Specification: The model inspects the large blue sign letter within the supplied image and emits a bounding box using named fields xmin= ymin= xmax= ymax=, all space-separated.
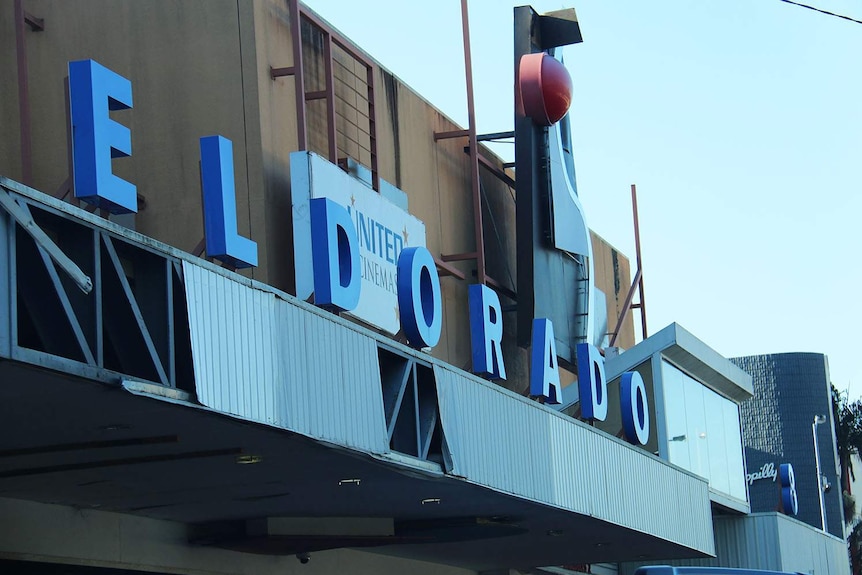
xmin=397 ymin=247 xmax=442 ymax=349
xmin=468 ymin=284 xmax=506 ymax=379
xmin=576 ymin=343 xmax=608 ymax=421
xmin=530 ymin=318 xmax=561 ymax=404
xmin=310 ymin=197 xmax=360 ymax=312
xmin=621 ymin=371 xmax=649 ymax=445
xmin=780 ymin=463 xmax=799 ymax=516
xmin=69 ymin=59 xmax=136 ymax=214
xmin=199 ymin=136 xmax=258 ymax=268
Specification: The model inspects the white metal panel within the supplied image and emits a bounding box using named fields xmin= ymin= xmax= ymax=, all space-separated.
xmin=775 ymin=513 xmax=851 ymax=575
xmin=622 ymin=513 xmax=851 ymax=575
xmin=290 ymin=151 xmax=426 ymax=335
xmin=183 ymin=262 xmax=388 ymax=454
xmin=435 ymin=363 xmax=715 ymax=555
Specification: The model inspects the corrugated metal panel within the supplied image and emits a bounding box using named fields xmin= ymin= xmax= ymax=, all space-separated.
xmin=621 ymin=512 xmax=851 ymax=575
xmin=183 ymin=262 xmax=388 ymax=454
xmin=435 ymin=363 xmax=715 ymax=555
xmin=774 ymin=514 xmax=851 ymax=575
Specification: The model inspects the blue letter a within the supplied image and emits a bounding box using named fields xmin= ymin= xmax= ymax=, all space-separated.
xmin=530 ymin=318 xmax=561 ymax=404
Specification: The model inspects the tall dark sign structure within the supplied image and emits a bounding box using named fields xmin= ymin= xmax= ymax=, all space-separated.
xmin=514 ymin=6 xmax=587 ymax=365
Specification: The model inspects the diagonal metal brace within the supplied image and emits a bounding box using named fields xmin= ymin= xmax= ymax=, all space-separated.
xmin=0 ymin=187 xmax=93 ymax=294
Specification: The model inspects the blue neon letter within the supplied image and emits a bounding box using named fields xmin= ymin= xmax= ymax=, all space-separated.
xmin=621 ymin=371 xmax=649 ymax=445
xmin=310 ymin=198 xmax=360 ymax=311
xmin=397 ymin=247 xmax=442 ymax=349
xmin=199 ymin=136 xmax=258 ymax=268
xmin=780 ymin=463 xmax=799 ymax=516
xmin=69 ymin=59 xmax=136 ymax=214
xmin=530 ymin=318 xmax=561 ymax=404
xmin=468 ymin=284 xmax=506 ymax=379
xmin=576 ymin=343 xmax=608 ymax=421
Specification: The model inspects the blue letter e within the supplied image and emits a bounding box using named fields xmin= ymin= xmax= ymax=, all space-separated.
xmin=69 ymin=59 xmax=136 ymax=214
xmin=310 ymin=197 xmax=360 ymax=312
xmin=200 ymin=136 xmax=258 ymax=268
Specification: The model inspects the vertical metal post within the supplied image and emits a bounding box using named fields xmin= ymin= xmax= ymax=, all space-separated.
xmin=289 ymin=0 xmax=307 ymax=151
xmin=813 ymin=415 xmax=828 ymax=532
xmin=7 ymin=195 xmax=17 ymax=354
xmin=322 ymin=33 xmax=338 ymax=163
xmin=513 ymin=5 xmax=539 ymax=349
xmin=460 ymin=0 xmax=485 ymax=284
xmin=166 ymin=259 xmax=176 ymax=388
xmin=63 ymin=77 xmax=74 ymax=198
xmin=0 ymin=196 xmax=10 ymax=358
xmin=651 ymin=352 xmax=668 ymax=459
xmin=14 ymin=0 xmax=33 ymax=185
xmin=94 ymin=228 xmax=103 ymax=367
xmin=631 ymin=184 xmax=648 ymax=339
xmin=366 ymin=63 xmax=379 ymax=192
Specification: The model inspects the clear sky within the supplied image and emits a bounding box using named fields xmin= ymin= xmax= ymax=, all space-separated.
xmin=303 ymin=0 xmax=862 ymax=400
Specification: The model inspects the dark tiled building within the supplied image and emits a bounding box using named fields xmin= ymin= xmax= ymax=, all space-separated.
xmin=732 ymin=353 xmax=843 ymax=538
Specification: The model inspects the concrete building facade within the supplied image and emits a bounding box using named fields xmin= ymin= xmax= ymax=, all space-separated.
xmin=0 ymin=2 xmax=851 ymax=575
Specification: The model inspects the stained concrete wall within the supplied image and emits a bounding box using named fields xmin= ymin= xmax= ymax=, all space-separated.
xmin=0 ymin=0 xmax=634 ymax=390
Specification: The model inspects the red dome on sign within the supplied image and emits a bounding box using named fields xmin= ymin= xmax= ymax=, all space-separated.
xmin=518 ymin=53 xmax=573 ymax=126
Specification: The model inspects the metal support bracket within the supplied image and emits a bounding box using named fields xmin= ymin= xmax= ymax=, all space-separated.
xmin=0 ymin=187 xmax=93 ymax=294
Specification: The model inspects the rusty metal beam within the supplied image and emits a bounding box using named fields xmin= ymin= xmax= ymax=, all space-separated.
xmin=608 ymin=184 xmax=649 ymax=347
xmin=608 ymin=267 xmax=642 ymax=348
xmin=23 ymin=11 xmax=43 ymax=31
xmin=270 ymin=66 xmax=295 ymax=79
xmin=366 ymin=63 xmax=379 ymax=191
xmin=288 ymin=0 xmax=307 ymax=151
xmin=14 ymin=0 xmax=33 ymax=186
xmin=434 ymin=257 xmax=466 ymax=280
xmin=485 ymin=275 xmax=516 ymax=301
xmin=631 ymin=184 xmax=648 ymax=339
xmin=299 ymin=5 xmax=376 ymax=66
xmin=440 ymin=251 xmax=477 ymax=262
xmin=477 ymin=131 xmax=514 ymax=141
xmin=460 ymin=0 xmax=485 ymax=285
xmin=192 ymin=238 xmax=206 ymax=258
xmin=434 ymin=129 xmax=469 ymax=141
xmin=322 ymin=33 xmax=338 ymax=163
xmin=477 ymin=154 xmax=516 ymax=189
xmin=296 ymin=3 xmax=379 ymax=191
xmin=56 ymin=76 xmax=74 ymax=201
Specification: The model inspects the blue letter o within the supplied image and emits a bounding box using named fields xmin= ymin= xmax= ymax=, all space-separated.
xmin=397 ymin=247 xmax=442 ymax=349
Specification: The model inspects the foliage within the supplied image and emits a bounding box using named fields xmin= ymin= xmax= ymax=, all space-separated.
xmin=831 ymin=385 xmax=862 ymax=573
xmin=850 ymin=521 xmax=862 ymax=575
xmin=847 ymin=491 xmax=858 ymax=525
xmin=832 ymin=385 xmax=862 ymax=502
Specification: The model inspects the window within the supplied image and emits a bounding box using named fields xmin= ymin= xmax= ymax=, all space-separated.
xmin=662 ymin=361 xmax=746 ymax=502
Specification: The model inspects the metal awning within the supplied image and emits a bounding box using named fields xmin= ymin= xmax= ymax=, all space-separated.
xmin=0 ymin=176 xmax=715 ymax=570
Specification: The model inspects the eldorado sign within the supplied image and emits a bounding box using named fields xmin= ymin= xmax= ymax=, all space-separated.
xmin=66 ymin=56 xmax=651 ymax=446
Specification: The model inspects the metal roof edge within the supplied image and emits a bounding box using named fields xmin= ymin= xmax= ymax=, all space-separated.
xmin=606 ymin=323 xmax=753 ymax=402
